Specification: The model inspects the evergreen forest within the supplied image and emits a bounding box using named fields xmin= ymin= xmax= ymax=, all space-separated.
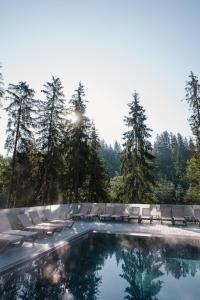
xmin=0 ymin=65 xmax=199 ymax=207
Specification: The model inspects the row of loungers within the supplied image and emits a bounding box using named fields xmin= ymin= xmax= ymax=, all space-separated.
xmin=72 ymin=205 xmax=200 ymax=226
xmin=73 ymin=205 xmax=153 ymax=223
xmin=2 ymin=205 xmax=200 ymax=253
xmin=0 ymin=209 xmax=74 ymax=253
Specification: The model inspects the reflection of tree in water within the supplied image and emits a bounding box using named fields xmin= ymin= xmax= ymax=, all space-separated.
xmin=2 ymin=234 xmax=200 ymax=300
xmin=120 ymin=238 xmax=164 ymax=300
xmin=0 ymin=233 xmax=119 ymax=300
xmin=65 ymin=233 xmax=119 ymax=300
xmin=0 ymin=255 xmax=69 ymax=300
xmin=161 ymin=241 xmax=200 ymax=279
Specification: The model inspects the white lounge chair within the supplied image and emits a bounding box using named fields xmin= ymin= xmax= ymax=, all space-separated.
xmin=0 ymin=214 xmax=37 ymax=244
xmin=128 ymin=207 xmax=141 ymax=223
xmin=72 ymin=205 xmax=91 ymax=220
xmin=43 ymin=209 xmax=74 ymax=227
xmin=29 ymin=211 xmax=65 ymax=231
xmin=141 ymin=208 xmax=153 ymax=224
xmin=160 ymin=207 xmax=173 ymax=224
xmin=172 ymin=207 xmax=187 ymax=226
xmin=18 ymin=213 xmax=57 ymax=235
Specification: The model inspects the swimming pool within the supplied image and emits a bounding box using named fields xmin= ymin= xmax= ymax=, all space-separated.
xmin=1 ymin=232 xmax=200 ymax=300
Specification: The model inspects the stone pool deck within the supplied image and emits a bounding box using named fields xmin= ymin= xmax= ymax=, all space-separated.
xmin=1 ymin=220 xmax=200 ymax=274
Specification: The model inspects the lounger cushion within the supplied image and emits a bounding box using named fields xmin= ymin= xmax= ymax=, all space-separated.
xmin=0 ymin=233 xmax=22 ymax=242
xmin=4 ymin=230 xmax=37 ymax=237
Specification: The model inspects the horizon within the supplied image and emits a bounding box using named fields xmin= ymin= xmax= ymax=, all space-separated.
xmin=1 ymin=0 xmax=200 ymax=155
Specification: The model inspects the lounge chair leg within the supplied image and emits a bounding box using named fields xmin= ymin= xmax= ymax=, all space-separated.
xmin=0 ymin=241 xmax=10 ymax=253
xmin=18 ymin=239 xmax=24 ymax=247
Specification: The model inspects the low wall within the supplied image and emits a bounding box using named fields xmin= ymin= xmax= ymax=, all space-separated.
xmin=0 ymin=203 xmax=200 ymax=228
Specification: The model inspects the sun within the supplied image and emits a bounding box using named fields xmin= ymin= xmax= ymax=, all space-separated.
xmin=69 ymin=112 xmax=80 ymax=123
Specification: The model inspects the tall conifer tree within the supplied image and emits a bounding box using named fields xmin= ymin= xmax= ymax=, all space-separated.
xmin=121 ymin=91 xmax=155 ymax=203
xmin=5 ymin=82 xmax=36 ymax=207
xmin=185 ymin=72 xmax=200 ymax=202
xmin=36 ymin=76 xmax=66 ymax=204
xmin=63 ymin=82 xmax=91 ymax=202
xmin=86 ymin=124 xmax=108 ymax=202
xmin=0 ymin=64 xmax=4 ymax=101
xmin=185 ymin=72 xmax=200 ymax=141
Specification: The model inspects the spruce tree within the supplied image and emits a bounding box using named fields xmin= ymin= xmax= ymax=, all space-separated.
xmin=63 ymin=82 xmax=91 ymax=202
xmin=185 ymin=72 xmax=200 ymax=202
xmin=185 ymin=72 xmax=200 ymax=141
xmin=5 ymin=82 xmax=36 ymax=207
xmin=86 ymin=124 xmax=108 ymax=202
xmin=121 ymin=91 xmax=155 ymax=203
xmin=36 ymin=76 xmax=66 ymax=204
xmin=0 ymin=64 xmax=4 ymax=101
xmin=186 ymin=142 xmax=200 ymax=203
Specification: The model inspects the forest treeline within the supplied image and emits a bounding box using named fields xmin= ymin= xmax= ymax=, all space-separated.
xmin=0 ymin=64 xmax=200 ymax=207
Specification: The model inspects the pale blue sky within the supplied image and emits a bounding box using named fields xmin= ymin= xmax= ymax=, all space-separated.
xmin=1 ymin=0 xmax=200 ymax=155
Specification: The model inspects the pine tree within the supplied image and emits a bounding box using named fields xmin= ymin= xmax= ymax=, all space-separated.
xmin=5 ymin=82 xmax=36 ymax=207
xmin=63 ymin=82 xmax=91 ymax=202
xmin=185 ymin=72 xmax=200 ymax=141
xmin=36 ymin=76 xmax=66 ymax=204
xmin=86 ymin=124 xmax=108 ymax=202
xmin=0 ymin=63 xmax=4 ymax=101
xmin=185 ymin=72 xmax=200 ymax=202
xmin=186 ymin=142 xmax=200 ymax=203
xmin=121 ymin=91 xmax=155 ymax=203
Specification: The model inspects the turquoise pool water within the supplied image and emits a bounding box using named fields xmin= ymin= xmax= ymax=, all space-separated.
xmin=1 ymin=233 xmax=200 ymax=299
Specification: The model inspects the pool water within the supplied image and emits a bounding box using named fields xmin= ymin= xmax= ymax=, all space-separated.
xmin=1 ymin=233 xmax=200 ymax=300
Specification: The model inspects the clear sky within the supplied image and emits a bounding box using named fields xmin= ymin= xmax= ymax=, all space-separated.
xmin=1 ymin=0 xmax=200 ymax=155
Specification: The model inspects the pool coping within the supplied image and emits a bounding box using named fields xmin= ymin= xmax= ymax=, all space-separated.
xmin=0 ymin=229 xmax=93 ymax=276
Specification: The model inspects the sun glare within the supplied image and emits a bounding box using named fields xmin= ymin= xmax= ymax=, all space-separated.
xmin=69 ymin=112 xmax=79 ymax=123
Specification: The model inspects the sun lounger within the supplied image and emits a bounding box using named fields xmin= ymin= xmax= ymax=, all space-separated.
xmin=128 ymin=207 xmax=141 ymax=223
xmin=184 ymin=208 xmax=195 ymax=223
xmin=99 ymin=205 xmax=113 ymax=221
xmin=43 ymin=209 xmax=74 ymax=227
xmin=85 ymin=205 xmax=100 ymax=220
xmin=0 ymin=233 xmax=24 ymax=253
xmin=121 ymin=207 xmax=129 ymax=222
xmin=0 ymin=214 xmax=37 ymax=244
xmin=17 ymin=213 xmax=58 ymax=235
xmin=72 ymin=205 xmax=91 ymax=220
xmin=160 ymin=207 xmax=173 ymax=224
xmin=141 ymin=208 xmax=153 ymax=224
xmin=172 ymin=207 xmax=187 ymax=226
xmin=193 ymin=209 xmax=200 ymax=225
xmin=112 ymin=205 xmax=124 ymax=221
xmin=29 ymin=211 xmax=65 ymax=231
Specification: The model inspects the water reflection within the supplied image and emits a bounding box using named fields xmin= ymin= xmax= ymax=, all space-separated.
xmin=120 ymin=238 xmax=163 ymax=300
xmin=1 ymin=234 xmax=200 ymax=300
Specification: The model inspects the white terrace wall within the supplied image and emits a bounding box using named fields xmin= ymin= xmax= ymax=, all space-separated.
xmin=0 ymin=203 xmax=200 ymax=229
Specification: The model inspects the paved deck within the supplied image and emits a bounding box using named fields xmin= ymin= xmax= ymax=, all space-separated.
xmin=1 ymin=221 xmax=200 ymax=274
